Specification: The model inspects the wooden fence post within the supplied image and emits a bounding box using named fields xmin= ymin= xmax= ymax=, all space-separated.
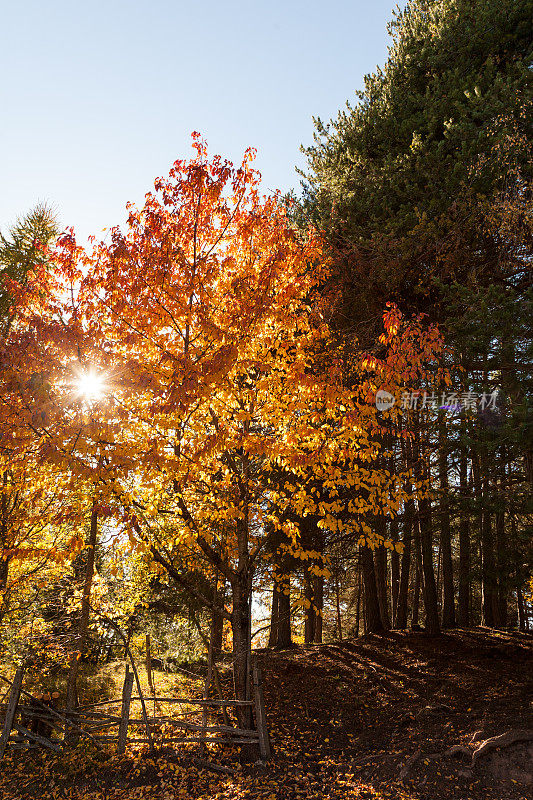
xmin=252 ymin=660 xmax=271 ymax=761
xmin=146 ymin=634 xmax=154 ymax=694
xmin=117 ymin=666 xmax=134 ymax=755
xmin=0 ymin=668 xmax=24 ymax=760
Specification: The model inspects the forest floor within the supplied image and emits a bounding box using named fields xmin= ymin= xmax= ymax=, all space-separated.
xmin=0 ymin=628 xmax=531 ymax=800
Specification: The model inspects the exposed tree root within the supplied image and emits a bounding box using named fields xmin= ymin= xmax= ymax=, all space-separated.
xmin=471 ymin=729 xmax=533 ymax=768
xmin=398 ymin=747 xmax=422 ymax=780
xmin=444 ymin=744 xmax=471 ymax=759
xmin=443 ymin=729 xmax=533 ymax=769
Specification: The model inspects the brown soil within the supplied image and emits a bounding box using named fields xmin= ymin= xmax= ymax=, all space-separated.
xmin=255 ymin=627 xmax=533 ymax=800
xmin=0 ymin=628 xmax=531 ymax=800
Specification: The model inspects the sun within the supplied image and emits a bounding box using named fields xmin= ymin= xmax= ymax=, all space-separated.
xmin=77 ymin=371 xmax=105 ymax=401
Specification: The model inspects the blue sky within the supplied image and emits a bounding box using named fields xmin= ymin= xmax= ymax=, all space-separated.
xmin=1 ymin=0 xmax=398 ymax=243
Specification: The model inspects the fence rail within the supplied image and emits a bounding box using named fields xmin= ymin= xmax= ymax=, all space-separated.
xmin=0 ymin=662 xmax=271 ymax=761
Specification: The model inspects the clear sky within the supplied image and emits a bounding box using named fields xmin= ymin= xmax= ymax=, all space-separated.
xmin=1 ymin=0 xmax=398 ymax=243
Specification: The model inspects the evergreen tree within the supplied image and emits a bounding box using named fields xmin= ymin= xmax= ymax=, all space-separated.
xmin=302 ymin=0 xmax=532 ymax=334
xmin=0 ymin=202 xmax=58 ymax=336
xmin=302 ymin=0 xmax=532 ymax=631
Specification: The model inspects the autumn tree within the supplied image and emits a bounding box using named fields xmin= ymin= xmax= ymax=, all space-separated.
xmin=19 ymin=139 xmax=444 ymax=708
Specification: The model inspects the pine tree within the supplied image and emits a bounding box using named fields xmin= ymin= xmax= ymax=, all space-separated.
xmin=0 ymin=203 xmax=58 ymax=336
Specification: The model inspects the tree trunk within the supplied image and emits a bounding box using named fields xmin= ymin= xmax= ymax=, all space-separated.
xmin=0 ymin=557 xmax=8 ymax=592
xmin=458 ymin=438 xmax=470 ymax=626
xmin=396 ymin=497 xmax=413 ymax=630
xmin=413 ymin=422 xmax=440 ymax=634
xmin=276 ymin=571 xmax=292 ymax=648
xmin=270 ymin=545 xmax=292 ymax=648
xmin=0 ymin=555 xmax=9 ymax=625
xmin=439 ymin=415 xmax=456 ymax=627
xmin=334 ymin=569 xmax=342 ymax=640
xmin=302 ymin=519 xmax=324 ymax=644
xmin=476 ymin=449 xmax=499 ymax=627
xmin=354 ymin=552 xmax=362 ymax=636
xmin=481 ymin=506 xmax=498 ymax=627
xmin=412 ymin=564 xmax=421 ymax=627
xmin=268 ymin=581 xmax=280 ymax=648
xmin=313 ymin=574 xmax=324 ymax=643
xmin=436 ymin=540 xmax=442 ymax=614
xmin=415 ymin=501 xmax=439 ymax=634
xmin=303 ymin=563 xmax=316 ymax=644
xmin=146 ymin=634 xmax=154 ymax=693
xmin=211 ymin=577 xmax=225 ymax=654
xmin=230 ymin=509 xmax=254 ymax=736
xmin=361 ymin=544 xmax=383 ymax=633
xmin=314 ymin=528 xmax=325 ymax=643
xmin=374 ymin=540 xmax=391 ymax=630
xmin=495 ymin=509 xmax=507 ymax=627
xmin=230 ymin=576 xmax=253 ymax=729
xmin=66 ymin=502 xmax=98 ymax=710
xmin=517 ymin=586 xmax=527 ymax=632
xmin=0 ymin=471 xmax=11 ymax=625
xmin=390 ymin=518 xmax=400 ymax=628
xmin=496 ymin=449 xmax=508 ymax=627
xmin=416 ymin=499 xmax=440 ymax=634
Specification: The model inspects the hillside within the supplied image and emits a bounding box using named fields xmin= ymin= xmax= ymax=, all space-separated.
xmin=256 ymin=628 xmax=533 ymax=800
xmin=0 ymin=628 xmax=531 ymax=800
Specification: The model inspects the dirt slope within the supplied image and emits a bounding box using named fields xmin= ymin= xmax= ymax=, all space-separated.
xmin=0 ymin=628 xmax=531 ymax=799
xmin=256 ymin=628 xmax=533 ymax=800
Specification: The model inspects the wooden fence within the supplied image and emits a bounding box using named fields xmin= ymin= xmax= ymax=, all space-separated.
xmin=0 ymin=662 xmax=271 ymax=761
